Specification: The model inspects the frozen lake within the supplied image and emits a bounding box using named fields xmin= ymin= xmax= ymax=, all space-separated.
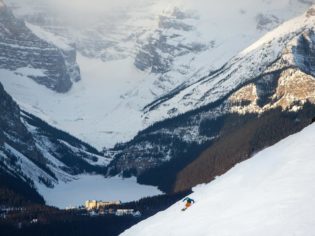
xmin=37 ymin=175 xmax=162 ymax=209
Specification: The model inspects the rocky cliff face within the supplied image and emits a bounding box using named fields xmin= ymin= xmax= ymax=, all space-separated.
xmin=107 ymin=8 xmax=315 ymax=192
xmin=0 ymin=82 xmax=53 ymax=187
xmin=0 ymin=1 xmax=80 ymax=93
xmin=0 ymin=82 xmax=108 ymax=192
xmin=134 ymin=8 xmax=207 ymax=74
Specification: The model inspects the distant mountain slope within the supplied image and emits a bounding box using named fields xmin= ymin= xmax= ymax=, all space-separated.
xmin=0 ymin=0 xmax=80 ymax=93
xmin=143 ymin=6 xmax=315 ymax=123
xmin=0 ymin=82 xmax=110 ymax=205
xmin=121 ymin=123 xmax=315 ymax=236
xmin=107 ymin=7 xmax=315 ymax=193
xmin=0 ymin=82 xmax=46 ymax=205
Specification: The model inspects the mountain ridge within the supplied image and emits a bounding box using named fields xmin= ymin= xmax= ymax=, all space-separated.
xmin=107 ymin=6 xmax=315 ymax=193
xmin=2 ymin=0 xmax=314 ymax=148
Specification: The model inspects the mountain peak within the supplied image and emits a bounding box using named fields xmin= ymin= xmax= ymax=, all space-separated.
xmin=142 ymin=6 xmax=315 ymax=125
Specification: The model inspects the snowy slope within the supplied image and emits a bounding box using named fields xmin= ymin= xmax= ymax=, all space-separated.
xmin=1 ymin=0 xmax=315 ymax=149
xmin=144 ymin=5 xmax=315 ymax=124
xmin=106 ymin=5 xmax=315 ymax=187
xmin=0 ymin=57 xmax=151 ymax=149
xmin=121 ymin=123 xmax=315 ymax=236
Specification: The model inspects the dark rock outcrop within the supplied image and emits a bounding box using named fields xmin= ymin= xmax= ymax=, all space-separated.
xmin=0 ymin=82 xmax=48 ymax=171
xmin=134 ymin=8 xmax=207 ymax=74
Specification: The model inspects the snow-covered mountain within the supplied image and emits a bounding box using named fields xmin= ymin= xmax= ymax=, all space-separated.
xmin=0 ymin=1 xmax=80 ymax=93
xmin=121 ymin=123 xmax=315 ymax=236
xmin=1 ymin=0 xmax=314 ymax=148
xmin=0 ymin=81 xmax=161 ymax=207
xmin=1 ymin=0 xmax=315 ymax=208
xmin=0 ymin=79 xmax=111 ymax=204
xmin=144 ymin=6 xmax=315 ymax=123
xmin=107 ymin=7 xmax=315 ymax=193
xmin=0 ymin=81 xmax=109 ymax=188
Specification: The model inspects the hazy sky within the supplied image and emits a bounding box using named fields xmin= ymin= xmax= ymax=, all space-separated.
xmin=49 ymin=0 xmax=136 ymax=13
xmin=7 ymin=0 xmax=315 ymax=18
xmin=7 ymin=0 xmax=181 ymax=15
xmin=5 ymin=0 xmax=315 ymax=28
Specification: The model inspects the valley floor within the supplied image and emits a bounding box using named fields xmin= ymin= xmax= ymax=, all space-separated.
xmin=37 ymin=175 xmax=162 ymax=209
xmin=0 ymin=54 xmax=152 ymax=149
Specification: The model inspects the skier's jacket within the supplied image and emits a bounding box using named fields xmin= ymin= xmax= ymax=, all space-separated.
xmin=183 ymin=197 xmax=195 ymax=204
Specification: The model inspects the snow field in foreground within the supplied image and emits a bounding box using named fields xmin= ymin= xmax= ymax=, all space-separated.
xmin=122 ymin=124 xmax=315 ymax=236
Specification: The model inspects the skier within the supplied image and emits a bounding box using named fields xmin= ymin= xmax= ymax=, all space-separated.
xmin=182 ymin=197 xmax=195 ymax=211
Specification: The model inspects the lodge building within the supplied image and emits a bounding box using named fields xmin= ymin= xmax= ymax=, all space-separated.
xmin=85 ymin=200 xmax=121 ymax=210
